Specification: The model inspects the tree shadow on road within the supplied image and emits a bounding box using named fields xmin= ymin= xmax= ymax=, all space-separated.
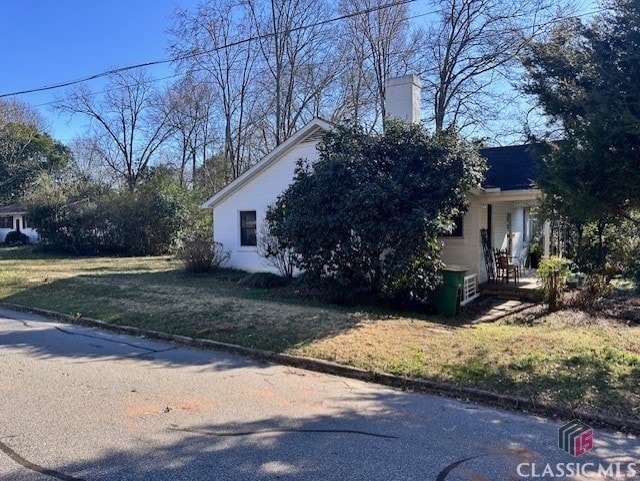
xmin=3 ymin=398 xmax=626 ymax=481
xmin=0 ymin=311 xmax=257 ymax=371
xmin=2 ymin=309 xmax=639 ymax=481
xmin=2 ymin=403 xmax=639 ymax=481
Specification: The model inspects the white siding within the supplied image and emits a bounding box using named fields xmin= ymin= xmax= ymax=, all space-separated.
xmin=210 ymin=127 xmax=540 ymax=279
xmin=441 ymin=199 xmax=534 ymax=283
xmin=0 ymin=215 xmax=38 ymax=243
xmin=440 ymin=195 xmax=487 ymax=281
xmin=492 ymin=202 xmax=510 ymax=252
xmin=492 ymin=203 xmax=529 ymax=263
xmin=212 ymin=141 xmax=320 ymax=272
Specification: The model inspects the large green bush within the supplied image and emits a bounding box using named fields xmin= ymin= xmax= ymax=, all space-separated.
xmin=24 ymin=176 xmax=111 ymax=255
xmin=24 ymin=170 xmax=205 ymax=256
xmin=266 ymin=120 xmax=485 ymax=301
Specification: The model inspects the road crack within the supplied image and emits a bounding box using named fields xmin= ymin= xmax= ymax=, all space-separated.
xmin=54 ymin=326 xmax=159 ymax=352
xmin=0 ymin=439 xmax=85 ymax=481
xmin=435 ymin=455 xmax=481 ymax=481
xmin=169 ymin=426 xmax=398 ymax=439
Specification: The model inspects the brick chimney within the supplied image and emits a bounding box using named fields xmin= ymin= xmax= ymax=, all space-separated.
xmin=385 ymin=74 xmax=422 ymax=124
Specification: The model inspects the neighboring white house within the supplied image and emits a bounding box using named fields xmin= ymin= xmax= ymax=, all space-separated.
xmin=201 ymin=75 xmax=541 ymax=295
xmin=0 ymin=204 xmax=38 ymax=243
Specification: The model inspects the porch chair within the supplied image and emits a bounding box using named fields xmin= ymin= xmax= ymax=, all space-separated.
xmin=493 ymin=249 xmax=519 ymax=285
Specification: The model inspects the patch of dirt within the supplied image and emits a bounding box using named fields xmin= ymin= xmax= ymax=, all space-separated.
xmin=497 ymin=288 xmax=640 ymax=328
xmin=598 ymin=289 xmax=640 ymax=324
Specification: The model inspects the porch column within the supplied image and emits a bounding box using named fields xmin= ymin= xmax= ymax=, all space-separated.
xmin=543 ymin=220 xmax=551 ymax=258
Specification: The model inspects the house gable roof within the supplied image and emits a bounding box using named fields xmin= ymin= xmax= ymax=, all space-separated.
xmin=202 ymin=127 xmax=540 ymax=209
xmin=201 ymin=118 xmax=334 ymax=209
xmin=0 ymin=203 xmax=27 ymax=216
xmin=480 ymin=144 xmax=538 ymax=191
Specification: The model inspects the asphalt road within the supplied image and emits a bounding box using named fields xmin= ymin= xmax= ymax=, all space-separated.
xmin=0 ymin=308 xmax=638 ymax=481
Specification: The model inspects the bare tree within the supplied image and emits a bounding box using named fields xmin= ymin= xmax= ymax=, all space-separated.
xmin=421 ymin=0 xmax=568 ymax=135
xmin=57 ymin=70 xmax=174 ymax=189
xmin=329 ymin=13 xmax=377 ymax=126
xmin=67 ymin=136 xmax=116 ymax=184
xmin=0 ymin=98 xmax=45 ymax=129
xmin=162 ymin=76 xmax=218 ymax=186
xmin=248 ymin=0 xmax=337 ymax=147
xmin=169 ymin=0 xmax=258 ymax=179
xmin=337 ymin=0 xmax=422 ymax=129
xmin=0 ymin=98 xmax=47 ymax=164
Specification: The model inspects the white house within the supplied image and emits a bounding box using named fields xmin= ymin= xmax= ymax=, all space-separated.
xmin=202 ymin=75 xmax=541 ymax=298
xmin=201 ymin=117 xmax=333 ymax=273
xmin=439 ymin=144 xmax=541 ymax=292
xmin=0 ymin=204 xmax=38 ymax=243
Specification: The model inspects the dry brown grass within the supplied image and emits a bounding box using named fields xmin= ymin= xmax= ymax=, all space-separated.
xmin=2 ymin=247 xmax=640 ymax=419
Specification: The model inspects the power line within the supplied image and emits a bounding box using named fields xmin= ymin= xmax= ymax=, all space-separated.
xmin=36 ymin=4 xmax=605 ymax=110
xmin=3 ymin=1 xmax=607 ymax=102
xmin=29 ymin=6 xmax=438 ymax=111
xmin=0 ymin=0 xmax=418 ymax=99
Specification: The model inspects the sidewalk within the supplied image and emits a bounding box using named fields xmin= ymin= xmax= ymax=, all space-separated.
xmin=462 ymin=296 xmax=536 ymax=323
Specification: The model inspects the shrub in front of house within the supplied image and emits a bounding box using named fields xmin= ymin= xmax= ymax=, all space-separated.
xmin=240 ymin=272 xmax=290 ymax=289
xmin=257 ymin=224 xmax=296 ymax=278
xmin=565 ymin=273 xmax=612 ymax=310
xmin=176 ymin=233 xmax=230 ymax=272
xmin=265 ymin=120 xmax=485 ymax=303
xmin=537 ymin=256 xmax=573 ymax=311
xmin=4 ymin=230 xmax=29 ymax=246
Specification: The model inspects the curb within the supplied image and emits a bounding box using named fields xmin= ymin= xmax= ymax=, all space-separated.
xmin=3 ymin=301 xmax=639 ymax=435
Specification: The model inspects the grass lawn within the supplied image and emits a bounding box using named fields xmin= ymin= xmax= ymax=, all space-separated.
xmin=1 ymin=246 xmax=639 ymax=421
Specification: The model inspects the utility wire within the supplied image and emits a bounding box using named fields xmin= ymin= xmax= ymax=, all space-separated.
xmin=0 ymin=0 xmax=418 ymax=99
xmin=24 ymin=4 xmax=607 ymax=111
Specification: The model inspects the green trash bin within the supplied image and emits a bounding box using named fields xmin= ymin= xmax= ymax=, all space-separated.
xmin=432 ymin=265 xmax=467 ymax=316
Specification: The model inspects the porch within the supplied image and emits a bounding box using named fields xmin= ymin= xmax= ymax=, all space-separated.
xmin=478 ymin=268 xmax=541 ymax=301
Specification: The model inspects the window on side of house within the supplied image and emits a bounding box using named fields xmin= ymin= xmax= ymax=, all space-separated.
xmin=0 ymin=216 xmax=13 ymax=229
xmin=443 ymin=215 xmax=463 ymax=237
xmin=240 ymin=210 xmax=257 ymax=247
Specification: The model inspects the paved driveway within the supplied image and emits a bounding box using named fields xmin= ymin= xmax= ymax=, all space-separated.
xmin=0 ymin=308 xmax=638 ymax=480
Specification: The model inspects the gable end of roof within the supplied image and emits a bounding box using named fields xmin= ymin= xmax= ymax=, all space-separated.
xmin=201 ymin=118 xmax=333 ymax=209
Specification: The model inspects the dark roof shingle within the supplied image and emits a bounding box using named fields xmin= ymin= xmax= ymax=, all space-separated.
xmin=0 ymin=204 xmax=27 ymax=215
xmin=480 ymin=144 xmax=538 ymax=191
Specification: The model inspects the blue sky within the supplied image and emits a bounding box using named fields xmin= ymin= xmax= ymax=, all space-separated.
xmin=1 ymin=1 xmax=599 ymax=145
xmin=0 ymin=1 xmax=198 ymax=142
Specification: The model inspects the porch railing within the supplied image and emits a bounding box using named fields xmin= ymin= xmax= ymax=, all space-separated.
xmin=461 ymin=273 xmax=480 ymax=306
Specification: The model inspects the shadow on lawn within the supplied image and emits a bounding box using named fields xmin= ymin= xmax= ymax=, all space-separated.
xmin=1 ymin=268 xmax=370 ymax=353
xmin=1 ymin=266 xmax=475 ymax=353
